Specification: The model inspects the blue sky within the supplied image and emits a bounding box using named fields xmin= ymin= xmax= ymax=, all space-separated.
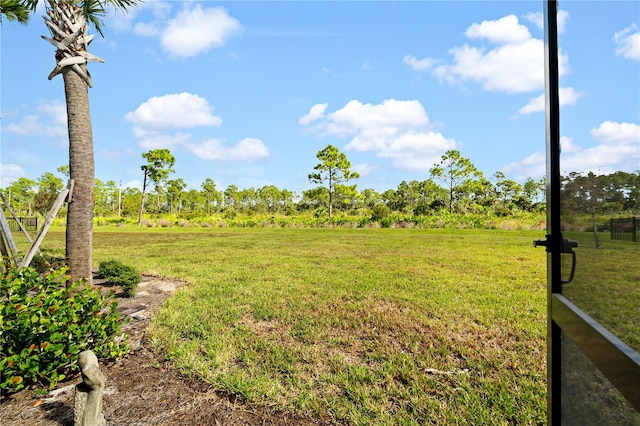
xmin=1 ymin=1 xmax=639 ymax=195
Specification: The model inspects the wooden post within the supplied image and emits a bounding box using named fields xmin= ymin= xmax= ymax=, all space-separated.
xmin=0 ymin=206 xmax=19 ymax=266
xmin=0 ymin=227 xmax=13 ymax=271
xmin=19 ymin=180 xmax=73 ymax=269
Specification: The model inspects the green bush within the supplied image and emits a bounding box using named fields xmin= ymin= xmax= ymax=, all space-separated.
xmin=371 ymin=203 xmax=391 ymax=221
xmin=99 ymin=260 xmax=141 ymax=297
xmin=98 ymin=259 xmax=125 ymax=278
xmin=0 ymin=267 xmax=129 ymax=392
xmin=30 ymin=247 xmax=66 ymax=273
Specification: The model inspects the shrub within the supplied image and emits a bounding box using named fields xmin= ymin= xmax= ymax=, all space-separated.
xmin=108 ymin=217 xmax=129 ymax=225
xmin=371 ymin=203 xmax=391 ymax=222
xmin=99 ymin=260 xmax=141 ymax=298
xmin=380 ymin=216 xmax=394 ymax=228
xmin=314 ymin=208 xmax=329 ymax=219
xmin=30 ymin=247 xmax=66 ymax=273
xmin=0 ymin=267 xmax=129 ymax=393
xmin=412 ymin=204 xmax=431 ymax=216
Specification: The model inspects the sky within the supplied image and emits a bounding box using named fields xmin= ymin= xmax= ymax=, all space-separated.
xmin=1 ymin=1 xmax=639 ymax=195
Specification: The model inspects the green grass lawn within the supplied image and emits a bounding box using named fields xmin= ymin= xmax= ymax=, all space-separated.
xmin=30 ymin=228 xmax=549 ymax=424
xmin=561 ymin=231 xmax=640 ymax=353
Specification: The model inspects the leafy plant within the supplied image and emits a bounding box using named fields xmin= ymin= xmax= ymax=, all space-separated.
xmin=371 ymin=203 xmax=391 ymax=221
xmin=0 ymin=267 xmax=129 ymax=392
xmin=30 ymin=247 xmax=67 ymax=273
xmin=99 ymin=260 xmax=141 ymax=297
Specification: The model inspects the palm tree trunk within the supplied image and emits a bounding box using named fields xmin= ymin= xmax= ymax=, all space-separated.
xmin=63 ymin=66 xmax=94 ymax=285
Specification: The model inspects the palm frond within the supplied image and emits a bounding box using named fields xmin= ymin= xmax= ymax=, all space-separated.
xmin=105 ymin=0 xmax=140 ymax=12
xmin=81 ymin=0 xmax=106 ymax=36
xmin=35 ymin=0 xmax=142 ymax=37
xmin=0 ymin=0 xmax=32 ymax=24
xmin=87 ymin=0 xmax=141 ymax=36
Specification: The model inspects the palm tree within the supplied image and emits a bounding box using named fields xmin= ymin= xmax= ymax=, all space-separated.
xmin=1 ymin=0 xmax=31 ymax=23
xmin=22 ymin=0 xmax=139 ymax=285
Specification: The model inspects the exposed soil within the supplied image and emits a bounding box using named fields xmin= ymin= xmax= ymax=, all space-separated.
xmin=0 ymin=275 xmax=327 ymax=425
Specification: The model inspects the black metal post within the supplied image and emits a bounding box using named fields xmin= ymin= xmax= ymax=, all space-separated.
xmin=544 ymin=0 xmax=562 ymax=423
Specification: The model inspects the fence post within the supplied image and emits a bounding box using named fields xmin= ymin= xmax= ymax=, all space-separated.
xmin=610 ymin=218 xmax=613 ymax=241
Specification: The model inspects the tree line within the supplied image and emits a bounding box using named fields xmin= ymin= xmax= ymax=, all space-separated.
xmin=4 ymin=147 xmax=637 ymax=221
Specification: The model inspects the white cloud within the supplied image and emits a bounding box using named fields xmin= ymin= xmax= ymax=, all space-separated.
xmin=560 ymin=136 xmax=581 ymax=154
xmin=518 ymin=94 xmax=545 ymax=115
xmin=299 ymin=103 xmax=328 ymax=125
xmin=161 ymin=5 xmax=242 ymax=58
xmin=503 ymin=122 xmax=640 ymax=180
xmin=431 ymin=14 xmax=569 ymax=94
xmin=523 ymin=12 xmax=543 ymax=30
xmin=518 ymin=86 xmax=585 ymax=114
xmin=465 ymin=15 xmax=532 ymax=44
xmin=561 ymin=142 xmax=638 ymax=175
xmin=39 ymin=101 xmax=68 ymax=125
xmin=435 ymin=39 xmax=543 ymax=93
xmin=300 ymin=99 xmax=456 ymax=172
xmin=591 ymin=121 xmax=640 ymax=145
xmin=557 ymin=10 xmax=570 ymax=34
xmin=523 ymin=10 xmax=569 ymax=34
xmin=116 ymin=3 xmax=241 ymax=58
xmin=99 ymin=147 xmax=135 ymax=162
xmin=502 ymin=152 xmax=546 ymax=182
xmin=125 ymin=93 xmax=267 ymax=162
xmin=614 ymin=24 xmax=640 ymax=60
xmin=0 ymin=164 xmax=26 ymax=187
xmin=371 ymin=131 xmax=456 ymax=171
xmin=3 ymin=100 xmax=67 ymax=137
xmin=125 ymin=92 xmax=222 ymax=130
xmin=322 ymin=99 xmax=430 ymax=138
xmin=403 ymin=55 xmax=436 ymax=71
xmin=352 ymin=163 xmax=377 ymax=177
xmin=109 ymin=1 xmax=171 ymax=33
xmin=132 ymin=128 xmax=192 ymax=150
xmin=134 ymin=21 xmax=161 ymax=37
xmin=185 ymin=138 xmax=269 ymax=161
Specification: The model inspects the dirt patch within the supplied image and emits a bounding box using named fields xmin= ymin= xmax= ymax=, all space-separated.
xmin=0 ymin=275 xmax=327 ymax=425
